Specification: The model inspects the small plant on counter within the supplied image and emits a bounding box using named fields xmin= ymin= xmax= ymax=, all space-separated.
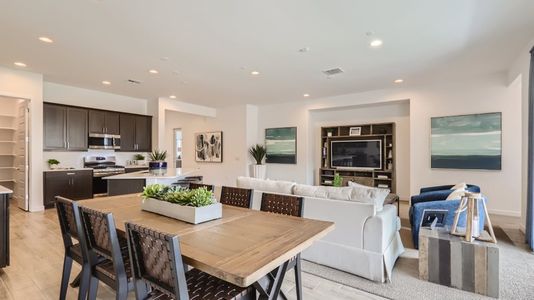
xmin=333 ymin=173 xmax=343 ymax=187
xmin=142 ymin=184 xmax=215 ymax=208
xmin=149 ymin=150 xmax=167 ymax=162
xmin=47 ymin=159 xmax=60 ymax=169
xmin=248 ymin=144 xmax=267 ymax=165
xmin=133 ymin=154 xmax=145 ymax=161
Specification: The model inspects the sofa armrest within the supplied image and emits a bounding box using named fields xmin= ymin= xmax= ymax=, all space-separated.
xmin=363 ymin=205 xmax=399 ymax=253
xmin=303 ymin=197 xmax=376 ymax=249
xmin=411 ymin=191 xmax=450 ymax=205
xmin=419 ymin=185 xmax=454 ymax=193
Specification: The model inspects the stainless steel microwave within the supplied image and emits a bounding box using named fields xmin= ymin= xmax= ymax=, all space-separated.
xmin=88 ymin=133 xmax=121 ymax=150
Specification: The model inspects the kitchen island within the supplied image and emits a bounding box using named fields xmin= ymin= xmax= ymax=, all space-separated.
xmin=0 ymin=185 xmax=12 ymax=268
xmin=104 ymin=168 xmax=198 ymax=196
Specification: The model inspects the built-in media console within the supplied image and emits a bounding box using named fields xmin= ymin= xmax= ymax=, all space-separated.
xmin=319 ymin=123 xmax=396 ymax=192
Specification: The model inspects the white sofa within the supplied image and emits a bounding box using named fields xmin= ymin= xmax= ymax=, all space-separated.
xmin=231 ymin=176 xmax=405 ymax=282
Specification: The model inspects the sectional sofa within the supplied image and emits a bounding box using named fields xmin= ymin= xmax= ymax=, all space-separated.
xmin=230 ymin=176 xmax=405 ymax=282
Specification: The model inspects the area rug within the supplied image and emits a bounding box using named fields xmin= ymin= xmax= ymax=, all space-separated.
xmin=302 ymin=227 xmax=534 ymax=299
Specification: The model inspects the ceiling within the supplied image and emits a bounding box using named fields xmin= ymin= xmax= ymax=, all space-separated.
xmin=1 ymin=0 xmax=534 ymax=107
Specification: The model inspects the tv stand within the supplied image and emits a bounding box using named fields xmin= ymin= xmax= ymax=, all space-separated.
xmin=319 ymin=123 xmax=396 ymax=193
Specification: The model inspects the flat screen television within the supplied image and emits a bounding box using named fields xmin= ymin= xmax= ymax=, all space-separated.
xmin=330 ymin=140 xmax=382 ymax=170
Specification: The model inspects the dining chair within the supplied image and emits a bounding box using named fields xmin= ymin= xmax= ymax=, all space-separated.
xmin=188 ymin=182 xmax=215 ymax=191
xmin=79 ymin=207 xmax=134 ymax=300
xmin=125 ymin=222 xmax=255 ymax=300
xmin=220 ymin=186 xmax=253 ymax=208
xmin=260 ymin=192 xmax=304 ymax=300
xmin=55 ymin=197 xmax=92 ymax=300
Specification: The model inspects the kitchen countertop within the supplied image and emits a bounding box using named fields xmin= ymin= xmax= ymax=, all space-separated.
xmin=0 ymin=185 xmax=13 ymax=195
xmin=103 ymin=168 xmax=197 ymax=180
xmin=125 ymin=165 xmax=149 ymax=169
xmin=43 ymin=168 xmax=93 ymax=172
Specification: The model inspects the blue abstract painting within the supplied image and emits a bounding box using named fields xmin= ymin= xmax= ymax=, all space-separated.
xmin=431 ymin=112 xmax=501 ymax=170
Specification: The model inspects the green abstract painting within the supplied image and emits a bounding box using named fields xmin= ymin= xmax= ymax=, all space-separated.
xmin=265 ymin=127 xmax=297 ymax=164
xmin=431 ymin=112 xmax=501 ymax=170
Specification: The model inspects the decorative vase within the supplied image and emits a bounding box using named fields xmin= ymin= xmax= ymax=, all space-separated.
xmin=49 ymin=164 xmax=59 ymax=170
xmin=250 ymin=164 xmax=267 ymax=179
xmin=149 ymin=161 xmax=167 ymax=175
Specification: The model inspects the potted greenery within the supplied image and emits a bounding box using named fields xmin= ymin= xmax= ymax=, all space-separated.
xmin=141 ymin=184 xmax=221 ymax=224
xmin=148 ymin=150 xmax=167 ymax=173
xmin=333 ymin=173 xmax=343 ymax=187
xmin=47 ymin=159 xmax=60 ymax=170
xmin=248 ymin=144 xmax=267 ymax=179
xmin=133 ymin=153 xmax=146 ymax=165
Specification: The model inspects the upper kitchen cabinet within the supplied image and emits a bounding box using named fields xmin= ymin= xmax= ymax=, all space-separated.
xmin=119 ymin=114 xmax=152 ymax=152
xmin=44 ymin=103 xmax=89 ymax=151
xmin=89 ymin=110 xmax=120 ymax=135
xmin=43 ymin=104 xmax=66 ymax=150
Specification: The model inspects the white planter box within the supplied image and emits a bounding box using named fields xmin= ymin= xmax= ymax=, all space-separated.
xmin=141 ymin=198 xmax=222 ymax=224
xmin=250 ymin=164 xmax=267 ymax=179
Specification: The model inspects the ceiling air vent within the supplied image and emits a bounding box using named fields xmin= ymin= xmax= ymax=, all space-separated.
xmin=322 ymin=68 xmax=344 ymax=76
xmin=127 ymin=79 xmax=142 ymax=85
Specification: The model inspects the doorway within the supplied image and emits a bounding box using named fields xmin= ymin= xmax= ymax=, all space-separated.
xmin=174 ymin=128 xmax=182 ymax=168
xmin=0 ymin=96 xmax=30 ymax=211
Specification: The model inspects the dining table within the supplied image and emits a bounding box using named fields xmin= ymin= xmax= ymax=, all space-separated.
xmin=79 ymin=194 xmax=335 ymax=299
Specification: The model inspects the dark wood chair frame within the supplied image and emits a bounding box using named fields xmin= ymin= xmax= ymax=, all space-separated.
xmin=220 ymin=186 xmax=253 ymax=209
xmin=188 ymin=182 xmax=215 ymax=192
xmin=79 ymin=207 xmax=137 ymax=300
xmin=55 ymin=197 xmax=93 ymax=300
xmin=260 ymin=192 xmax=305 ymax=300
xmin=125 ymin=222 xmax=256 ymax=300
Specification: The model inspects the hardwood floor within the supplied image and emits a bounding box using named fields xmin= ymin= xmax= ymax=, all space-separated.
xmin=0 ymin=201 xmax=386 ymax=300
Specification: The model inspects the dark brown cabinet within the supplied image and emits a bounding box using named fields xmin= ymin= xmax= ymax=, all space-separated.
xmin=119 ymin=114 xmax=152 ymax=152
xmin=43 ymin=170 xmax=93 ymax=208
xmin=44 ymin=103 xmax=88 ymax=151
xmin=44 ymin=104 xmax=66 ymax=150
xmin=0 ymin=193 xmax=9 ymax=268
xmin=89 ymin=110 xmax=120 ymax=135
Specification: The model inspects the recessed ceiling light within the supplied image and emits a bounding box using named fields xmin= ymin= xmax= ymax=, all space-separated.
xmin=394 ymin=79 xmax=404 ymax=84
xmin=250 ymin=71 xmax=260 ymax=75
xmin=102 ymin=80 xmax=111 ymax=85
xmin=370 ymin=39 xmax=383 ymax=47
xmin=148 ymin=69 xmax=159 ymax=74
xmin=169 ymin=95 xmax=176 ymax=99
xmin=303 ymin=93 xmax=310 ymax=97
xmin=14 ymin=62 xmax=27 ymax=67
xmin=38 ymin=36 xmax=53 ymax=43
xmin=298 ymin=47 xmax=310 ymax=53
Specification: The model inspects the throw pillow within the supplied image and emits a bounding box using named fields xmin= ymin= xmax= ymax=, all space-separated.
xmin=450 ymin=182 xmax=467 ymax=190
xmin=236 ymin=176 xmax=295 ymax=194
xmin=446 ymin=188 xmax=466 ymax=200
xmin=348 ymin=181 xmax=389 ymax=211
xmin=293 ymin=184 xmax=329 ymax=199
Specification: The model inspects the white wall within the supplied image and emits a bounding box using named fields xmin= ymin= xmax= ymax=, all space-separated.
xmin=0 ymin=66 xmax=44 ymax=211
xmin=164 ymin=105 xmax=250 ymax=186
xmin=44 ymin=82 xmax=148 ymax=114
xmin=42 ymin=82 xmax=152 ymax=169
xmin=256 ymin=72 xmax=522 ymax=216
xmin=309 ymin=101 xmax=411 ymax=199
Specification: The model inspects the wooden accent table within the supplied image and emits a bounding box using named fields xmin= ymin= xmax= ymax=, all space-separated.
xmin=419 ymin=228 xmax=499 ymax=298
xmin=79 ymin=194 xmax=335 ymax=298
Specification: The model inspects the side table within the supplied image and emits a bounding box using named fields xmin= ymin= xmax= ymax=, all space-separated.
xmin=419 ymin=228 xmax=499 ymax=298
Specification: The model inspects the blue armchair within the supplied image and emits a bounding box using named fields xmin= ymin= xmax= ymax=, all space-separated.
xmin=410 ymin=184 xmax=485 ymax=249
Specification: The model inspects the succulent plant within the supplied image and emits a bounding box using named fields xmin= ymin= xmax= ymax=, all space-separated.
xmin=142 ymin=184 xmax=215 ymax=207
xmin=149 ymin=150 xmax=167 ymax=161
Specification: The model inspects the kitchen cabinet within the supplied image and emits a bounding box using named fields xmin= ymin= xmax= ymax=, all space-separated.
xmin=44 ymin=103 xmax=88 ymax=151
xmin=44 ymin=104 xmax=66 ymax=150
xmin=119 ymin=114 xmax=152 ymax=152
xmin=43 ymin=170 xmax=93 ymax=208
xmin=0 ymin=191 xmax=10 ymax=268
xmin=89 ymin=110 xmax=120 ymax=135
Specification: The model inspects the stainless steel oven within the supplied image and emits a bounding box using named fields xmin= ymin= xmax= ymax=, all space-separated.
xmin=88 ymin=133 xmax=120 ymax=150
xmin=84 ymin=156 xmax=125 ymax=197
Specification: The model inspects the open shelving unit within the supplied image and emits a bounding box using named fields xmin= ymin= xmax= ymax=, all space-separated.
xmin=0 ymin=117 xmax=16 ymax=190
xmin=319 ymin=122 xmax=396 ymax=193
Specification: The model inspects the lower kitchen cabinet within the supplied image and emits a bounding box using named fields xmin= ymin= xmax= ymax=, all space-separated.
xmin=43 ymin=170 xmax=93 ymax=208
xmin=0 ymin=192 xmax=9 ymax=268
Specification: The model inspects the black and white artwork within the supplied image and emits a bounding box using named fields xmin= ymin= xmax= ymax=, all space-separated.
xmin=195 ymin=131 xmax=223 ymax=163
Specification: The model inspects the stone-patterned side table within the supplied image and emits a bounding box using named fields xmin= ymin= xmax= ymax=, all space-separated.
xmin=419 ymin=228 xmax=499 ymax=298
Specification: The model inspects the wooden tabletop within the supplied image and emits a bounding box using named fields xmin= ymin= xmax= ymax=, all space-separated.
xmin=79 ymin=194 xmax=335 ymax=287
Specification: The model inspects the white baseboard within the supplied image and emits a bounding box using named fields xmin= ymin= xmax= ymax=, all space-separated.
xmin=29 ymin=205 xmax=45 ymax=212
xmin=487 ymin=209 xmax=521 ymax=217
